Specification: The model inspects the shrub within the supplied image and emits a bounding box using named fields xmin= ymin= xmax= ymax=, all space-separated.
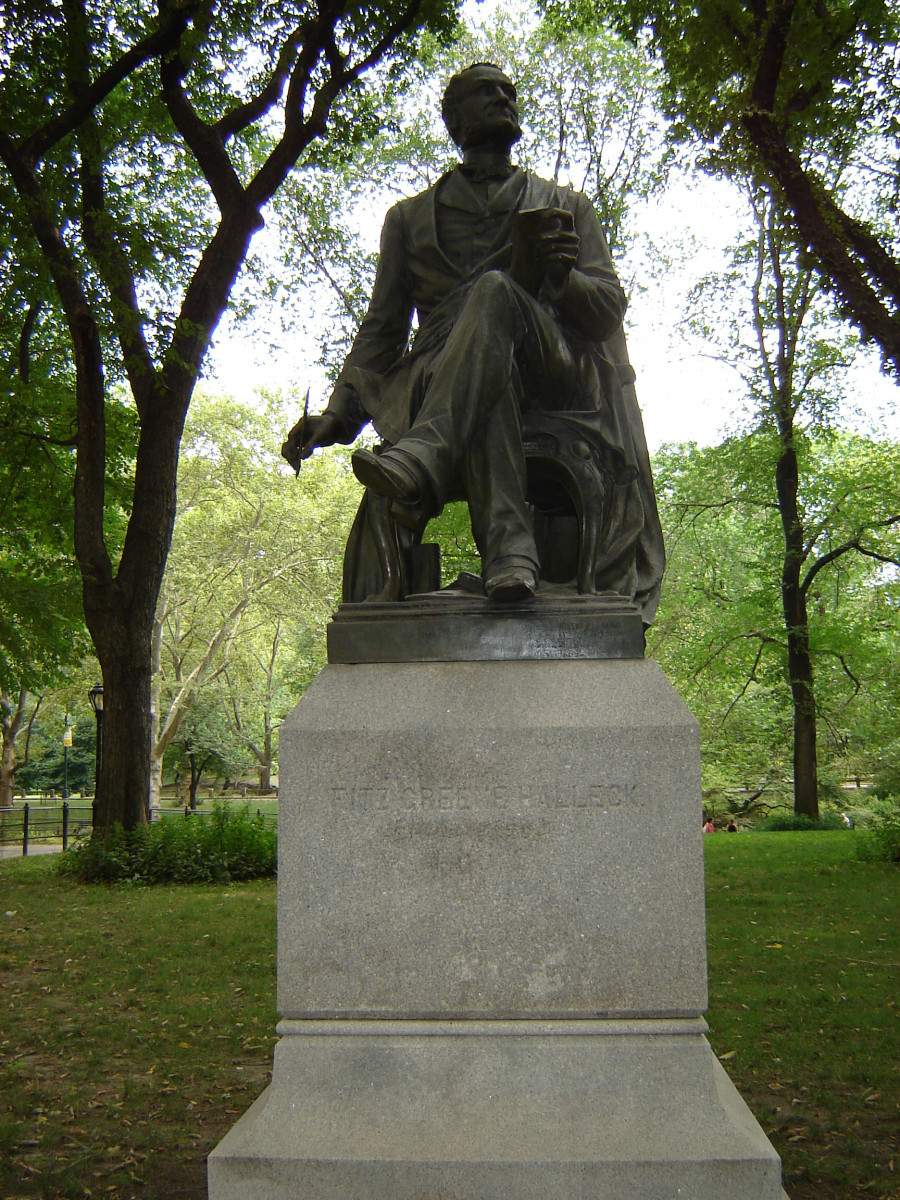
xmin=758 ymin=811 xmax=843 ymax=832
xmin=56 ymin=803 xmax=276 ymax=884
xmin=871 ymin=741 xmax=900 ymax=799
xmin=855 ymin=796 xmax=900 ymax=864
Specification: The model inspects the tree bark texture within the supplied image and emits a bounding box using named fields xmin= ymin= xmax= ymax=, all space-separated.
xmin=775 ymin=442 xmax=819 ymax=818
xmin=1 ymin=713 xmax=20 ymax=809
xmin=743 ymin=110 xmax=900 ymax=377
xmin=0 ymin=690 xmax=39 ymax=809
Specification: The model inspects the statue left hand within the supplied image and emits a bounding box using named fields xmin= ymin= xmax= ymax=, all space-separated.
xmin=510 ymin=207 xmax=579 ymax=296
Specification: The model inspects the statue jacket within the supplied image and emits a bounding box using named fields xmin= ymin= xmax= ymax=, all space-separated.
xmin=327 ymin=166 xmax=665 ymax=619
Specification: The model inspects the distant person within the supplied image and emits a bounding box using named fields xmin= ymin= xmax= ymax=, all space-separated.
xmin=725 ymin=818 xmax=738 ymax=833
xmin=841 ymin=812 xmax=853 ymax=828
xmin=703 ymin=818 xmax=716 ymax=834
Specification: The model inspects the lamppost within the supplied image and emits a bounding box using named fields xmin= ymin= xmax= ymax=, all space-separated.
xmin=62 ymin=715 xmax=72 ymax=799
xmin=88 ymin=685 xmax=103 ymax=825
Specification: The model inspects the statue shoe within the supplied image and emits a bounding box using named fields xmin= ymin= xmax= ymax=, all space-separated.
xmin=484 ymin=566 xmax=538 ymax=603
xmin=351 ymin=447 xmax=431 ymax=531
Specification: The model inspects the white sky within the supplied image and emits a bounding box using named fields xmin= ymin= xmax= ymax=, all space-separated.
xmin=208 ymin=167 xmax=899 ymax=452
xmin=206 ymin=5 xmax=899 ymax=452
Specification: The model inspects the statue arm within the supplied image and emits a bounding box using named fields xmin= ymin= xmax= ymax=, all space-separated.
xmin=283 ymin=207 xmax=414 ymax=464
xmin=543 ymin=193 xmax=627 ymax=342
xmin=334 ymin=204 xmax=416 ymax=387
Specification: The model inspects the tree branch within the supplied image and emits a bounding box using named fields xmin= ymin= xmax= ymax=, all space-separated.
xmin=749 ymin=0 xmax=798 ymax=112
xmin=800 ymin=514 xmax=900 ymax=593
xmin=247 ymin=0 xmax=426 ymax=211
xmin=66 ymin=1 xmax=157 ymax=418
xmin=0 ymin=130 xmax=113 ymax=593
xmin=742 ymin=108 xmax=900 ymax=374
xmin=215 ymin=27 xmax=305 ymax=141
xmin=18 ymin=4 xmax=195 ymax=167
xmin=721 ymin=640 xmax=767 ymax=724
xmin=22 ymin=694 xmax=43 ymax=768
xmin=158 ymin=0 xmax=246 ymax=214
xmin=18 ymin=301 xmax=44 ymax=384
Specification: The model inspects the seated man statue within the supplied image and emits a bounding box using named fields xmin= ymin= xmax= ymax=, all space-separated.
xmin=283 ymin=62 xmax=664 ymax=617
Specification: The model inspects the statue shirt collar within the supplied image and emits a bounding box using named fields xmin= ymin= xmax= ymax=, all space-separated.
xmin=436 ymin=166 xmax=526 ymax=216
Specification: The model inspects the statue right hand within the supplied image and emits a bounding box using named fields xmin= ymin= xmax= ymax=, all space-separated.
xmin=281 ymin=411 xmax=343 ymax=471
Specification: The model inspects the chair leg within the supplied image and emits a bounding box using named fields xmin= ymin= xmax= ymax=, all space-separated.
xmin=367 ymin=491 xmax=405 ymax=602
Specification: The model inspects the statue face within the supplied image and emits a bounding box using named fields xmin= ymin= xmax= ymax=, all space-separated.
xmin=451 ymin=66 xmax=521 ymax=150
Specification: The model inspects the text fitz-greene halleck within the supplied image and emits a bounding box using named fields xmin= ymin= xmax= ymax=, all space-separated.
xmin=327 ymin=781 xmax=636 ymax=813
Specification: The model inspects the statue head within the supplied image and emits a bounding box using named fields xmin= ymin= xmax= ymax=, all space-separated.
xmin=442 ymin=63 xmax=521 ymax=152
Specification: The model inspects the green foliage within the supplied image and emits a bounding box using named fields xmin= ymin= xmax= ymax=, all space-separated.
xmin=856 ymin=796 xmax=900 ymax=864
xmin=0 ymin=302 xmax=136 ymax=693
xmin=758 ymin=811 xmax=844 ymax=832
xmin=151 ymin=392 xmax=359 ymax=801
xmin=870 ymin=740 xmax=900 ymax=800
xmin=17 ymin=723 xmax=96 ymax=796
xmin=56 ymin=804 xmax=276 ymax=884
xmin=584 ymin=0 xmax=900 ymax=376
xmin=650 ymin=432 xmax=900 ymax=802
xmin=425 ymin=500 xmax=480 ymax=584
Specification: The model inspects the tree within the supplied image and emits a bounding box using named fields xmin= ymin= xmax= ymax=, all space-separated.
xmin=593 ymin=0 xmax=900 ymax=376
xmin=162 ymin=696 xmax=241 ymax=809
xmin=150 ymin=394 xmax=356 ymax=810
xmin=0 ymin=691 xmax=42 ymax=807
xmin=9 ymin=680 xmax=101 ymax=800
xmin=688 ymin=188 xmax=899 ymax=815
xmin=651 ymin=432 xmax=900 ymax=816
xmin=0 ymin=0 xmax=457 ymax=830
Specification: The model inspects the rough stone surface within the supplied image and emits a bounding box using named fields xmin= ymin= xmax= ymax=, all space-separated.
xmin=209 ymin=656 xmax=787 ymax=1199
xmin=208 ymin=1020 xmax=787 ymax=1200
xmin=277 ymin=659 xmax=706 ymax=1020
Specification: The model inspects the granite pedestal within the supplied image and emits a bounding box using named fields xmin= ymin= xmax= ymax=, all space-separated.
xmin=209 ymin=634 xmax=787 ymax=1197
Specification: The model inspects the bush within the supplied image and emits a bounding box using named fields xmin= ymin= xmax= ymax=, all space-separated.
xmin=56 ymin=803 xmax=276 ymax=884
xmin=855 ymin=796 xmax=900 ymax=864
xmin=870 ymin=741 xmax=900 ymax=799
xmin=758 ymin=811 xmax=844 ymax=832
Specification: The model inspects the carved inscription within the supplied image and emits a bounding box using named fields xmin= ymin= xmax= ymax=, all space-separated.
xmin=328 ymin=781 xmax=636 ymax=811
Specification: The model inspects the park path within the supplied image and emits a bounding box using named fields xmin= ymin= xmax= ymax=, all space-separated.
xmin=1 ymin=842 xmax=62 ymax=860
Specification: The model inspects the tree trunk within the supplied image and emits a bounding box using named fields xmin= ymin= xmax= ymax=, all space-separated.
xmin=188 ymin=752 xmax=200 ymax=811
xmin=79 ymin=392 xmax=184 ymax=832
xmin=148 ymin=615 xmax=163 ymax=817
xmin=93 ymin=641 xmax=154 ymax=830
xmin=775 ymin=442 xmax=819 ymax=818
xmin=0 ymin=726 xmax=17 ymax=809
xmin=1 ymin=689 xmax=34 ymax=810
xmin=148 ymin=749 xmax=163 ymax=817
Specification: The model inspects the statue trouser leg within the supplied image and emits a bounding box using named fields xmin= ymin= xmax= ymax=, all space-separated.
xmin=395 ymin=270 xmax=579 ymax=578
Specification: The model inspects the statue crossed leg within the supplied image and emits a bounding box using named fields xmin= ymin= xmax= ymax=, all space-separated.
xmin=351 ymin=269 xmax=582 ymax=601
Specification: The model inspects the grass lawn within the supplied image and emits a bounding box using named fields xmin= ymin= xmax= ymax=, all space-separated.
xmin=704 ymin=832 xmax=899 ymax=1200
xmin=0 ymin=832 xmax=896 ymax=1199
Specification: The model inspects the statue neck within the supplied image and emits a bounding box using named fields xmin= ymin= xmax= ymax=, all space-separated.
xmin=459 ymin=147 xmax=515 ymax=178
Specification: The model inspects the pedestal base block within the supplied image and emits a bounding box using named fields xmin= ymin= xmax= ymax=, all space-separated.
xmin=209 ymin=1020 xmax=786 ymax=1200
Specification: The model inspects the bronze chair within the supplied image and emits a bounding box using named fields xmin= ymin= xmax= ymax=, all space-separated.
xmin=341 ymin=409 xmax=613 ymax=603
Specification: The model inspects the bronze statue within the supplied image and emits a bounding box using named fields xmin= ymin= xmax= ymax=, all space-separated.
xmin=283 ymin=63 xmax=664 ymax=619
